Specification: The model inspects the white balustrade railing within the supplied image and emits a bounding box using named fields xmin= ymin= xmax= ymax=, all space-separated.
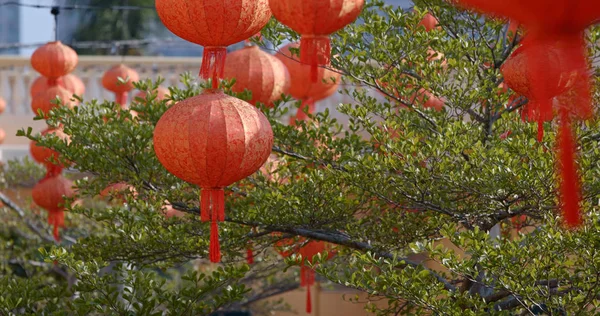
xmin=0 ymin=54 xmax=359 ymax=151
xmin=0 ymin=55 xmax=202 ymax=116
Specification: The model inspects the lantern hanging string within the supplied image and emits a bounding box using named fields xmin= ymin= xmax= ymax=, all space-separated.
xmin=51 ymin=6 xmax=59 ymax=41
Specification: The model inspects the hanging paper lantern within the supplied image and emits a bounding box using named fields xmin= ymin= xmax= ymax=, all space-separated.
xmin=162 ymin=203 xmax=186 ymax=219
xmin=411 ymin=89 xmax=445 ymax=111
xmin=154 ymin=90 xmax=273 ymax=263
xmin=223 ymin=45 xmax=290 ymax=107
xmin=100 ymin=183 xmax=137 ymax=203
xmin=276 ymin=43 xmax=341 ymax=124
xmin=30 ymin=41 xmax=78 ymax=84
xmin=269 ymin=0 xmax=364 ymax=82
xmin=155 ymin=0 xmax=272 ymax=89
xmin=30 ymin=74 xmax=85 ymax=98
xmin=454 ymin=0 xmax=600 ymax=228
xmin=102 ymin=64 xmax=140 ymax=107
xmin=30 ymin=128 xmax=70 ymax=173
xmin=31 ymin=174 xmax=75 ymax=241
xmin=31 ymin=85 xmax=76 ymax=117
xmin=0 ymin=97 xmax=5 ymax=114
xmin=276 ymin=239 xmax=333 ymax=314
xmin=418 ymin=12 xmax=441 ymax=32
xmin=135 ymin=86 xmax=170 ymax=101
xmin=0 ymin=128 xmax=5 ymax=144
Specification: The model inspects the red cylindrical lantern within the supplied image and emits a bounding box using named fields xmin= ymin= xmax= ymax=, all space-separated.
xmin=276 ymin=43 xmax=341 ymax=124
xmin=31 ymin=85 xmax=76 ymax=117
xmin=154 ymin=90 xmax=273 ymax=262
xmin=454 ymin=0 xmax=600 ymax=227
xmin=102 ymin=64 xmax=140 ymax=107
xmin=30 ymin=41 xmax=78 ymax=84
xmin=269 ymin=0 xmax=364 ymax=82
xmin=223 ymin=45 xmax=290 ymax=107
xmin=31 ymin=74 xmax=85 ymax=98
xmin=30 ymin=128 xmax=70 ymax=174
xmin=100 ymin=183 xmax=137 ymax=204
xmin=155 ymin=0 xmax=272 ymax=89
xmin=277 ymin=239 xmax=332 ymax=314
xmin=31 ymin=174 xmax=75 ymax=241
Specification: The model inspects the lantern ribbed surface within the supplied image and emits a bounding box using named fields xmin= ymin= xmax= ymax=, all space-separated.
xmin=223 ymin=45 xmax=290 ymax=107
xmin=155 ymin=0 xmax=272 ymax=88
xmin=30 ymin=41 xmax=78 ymax=80
xmin=31 ymin=74 xmax=85 ymax=98
xmin=30 ymin=128 xmax=70 ymax=173
xmin=31 ymin=85 xmax=76 ymax=117
xmin=31 ymin=174 xmax=74 ymax=241
xmin=153 ymin=90 xmax=273 ymax=262
xmin=102 ymin=64 xmax=140 ymax=106
xmin=269 ymin=0 xmax=364 ymax=81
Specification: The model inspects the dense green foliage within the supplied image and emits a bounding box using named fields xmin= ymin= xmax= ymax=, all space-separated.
xmin=3 ymin=0 xmax=600 ymax=314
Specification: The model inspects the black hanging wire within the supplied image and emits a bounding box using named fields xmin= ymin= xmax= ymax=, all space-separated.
xmin=0 ymin=1 xmax=154 ymax=11
xmin=51 ymin=6 xmax=59 ymax=41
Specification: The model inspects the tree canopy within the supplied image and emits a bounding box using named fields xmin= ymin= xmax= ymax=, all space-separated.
xmin=3 ymin=0 xmax=600 ymax=315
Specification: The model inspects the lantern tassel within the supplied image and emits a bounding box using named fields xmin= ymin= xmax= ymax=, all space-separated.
xmin=200 ymin=189 xmax=210 ymax=221
xmin=201 ymin=188 xmax=225 ymax=262
xmin=210 ymin=220 xmax=221 ymax=263
xmin=115 ymin=92 xmax=128 ymax=108
xmin=48 ymin=210 xmax=64 ymax=242
xmin=557 ymin=110 xmax=582 ymax=227
xmin=301 ymin=36 xmax=331 ymax=83
xmin=200 ymin=46 xmax=227 ymax=90
xmin=246 ymin=246 xmax=254 ymax=264
xmin=306 ymin=284 xmax=312 ymax=314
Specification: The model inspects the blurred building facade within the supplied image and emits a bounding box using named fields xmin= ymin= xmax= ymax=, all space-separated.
xmin=0 ymin=3 xmax=20 ymax=55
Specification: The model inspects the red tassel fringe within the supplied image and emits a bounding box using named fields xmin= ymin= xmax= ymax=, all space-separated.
xmin=557 ymin=111 xmax=582 ymax=228
xmin=115 ymin=92 xmax=128 ymax=108
xmin=246 ymin=246 xmax=254 ymax=264
xmin=301 ymin=36 xmax=331 ymax=83
xmin=48 ymin=210 xmax=65 ymax=242
xmin=200 ymin=47 xmax=227 ymax=90
xmin=201 ymin=188 xmax=225 ymax=262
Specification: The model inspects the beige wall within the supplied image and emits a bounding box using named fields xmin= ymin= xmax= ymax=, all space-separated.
xmin=262 ymin=285 xmax=386 ymax=316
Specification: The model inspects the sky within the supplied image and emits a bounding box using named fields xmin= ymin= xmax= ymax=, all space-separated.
xmin=19 ymin=0 xmax=55 ymax=56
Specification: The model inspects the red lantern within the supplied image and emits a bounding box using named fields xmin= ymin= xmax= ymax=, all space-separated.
xmin=0 ymin=128 xmax=5 ymax=144
xmin=30 ymin=41 xmax=78 ymax=84
xmin=223 ymin=45 xmax=290 ymax=107
xmin=276 ymin=43 xmax=341 ymax=124
xmin=0 ymin=97 xmax=5 ymax=114
xmin=162 ymin=203 xmax=186 ymax=219
xmin=418 ymin=12 xmax=441 ymax=32
xmin=154 ymin=90 xmax=273 ymax=262
xmin=100 ymin=183 xmax=137 ymax=203
xmin=31 ymin=85 xmax=76 ymax=117
xmin=102 ymin=64 xmax=140 ymax=107
xmin=269 ymin=0 xmax=364 ymax=82
xmin=31 ymin=174 xmax=75 ymax=241
xmin=30 ymin=74 xmax=85 ymax=98
xmin=277 ymin=239 xmax=333 ymax=314
xmin=454 ymin=0 xmax=600 ymax=227
xmin=30 ymin=128 xmax=70 ymax=173
xmin=155 ymin=0 xmax=272 ymax=89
